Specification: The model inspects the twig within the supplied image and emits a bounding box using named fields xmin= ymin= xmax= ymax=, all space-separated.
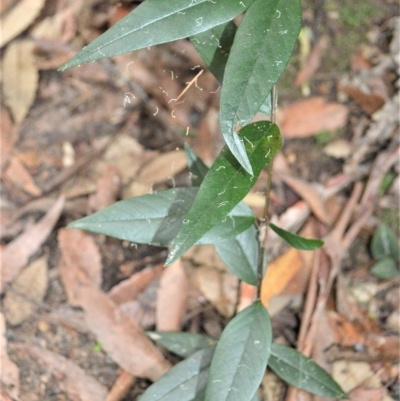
xmin=169 ymin=69 xmax=204 ymax=103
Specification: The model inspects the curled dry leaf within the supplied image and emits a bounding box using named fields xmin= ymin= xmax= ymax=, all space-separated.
xmin=0 ymin=0 xmax=46 ymax=47
xmin=136 ymin=150 xmax=187 ymax=184
xmin=277 ymin=97 xmax=348 ymax=138
xmin=3 ymin=155 xmax=42 ymax=197
xmin=0 ymin=196 xmax=64 ymax=293
xmin=10 ymin=343 xmax=107 ymax=401
xmin=4 ymin=256 xmax=48 ymax=326
xmin=156 ymin=259 xmax=188 ymax=331
xmin=2 ymin=39 xmax=39 ymax=123
xmin=58 ymin=229 xmax=171 ymax=381
xmin=0 ymin=313 xmax=20 ymax=400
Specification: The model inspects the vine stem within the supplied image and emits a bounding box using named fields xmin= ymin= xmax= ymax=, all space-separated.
xmin=256 ymin=85 xmax=277 ymax=301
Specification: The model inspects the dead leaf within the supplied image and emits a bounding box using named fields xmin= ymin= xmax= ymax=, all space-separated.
xmin=58 ymin=229 xmax=171 ymax=381
xmin=2 ymin=40 xmax=39 ymax=123
xmin=4 ymin=256 xmax=48 ymax=326
xmin=137 ymin=150 xmax=187 ymax=184
xmin=0 ymin=0 xmax=46 ymax=47
xmin=348 ymin=387 xmax=385 ymax=401
xmin=10 ymin=343 xmax=107 ymax=401
xmin=0 ymin=107 xmax=14 ymax=171
xmin=88 ymin=165 xmax=121 ymax=212
xmin=277 ymin=97 xmax=348 ymax=138
xmin=156 ymin=259 xmax=188 ymax=331
xmin=0 ymin=196 xmax=64 ymax=293
xmin=105 ymin=370 xmax=136 ymax=401
xmin=261 ymin=248 xmax=304 ymax=307
xmin=338 ymin=85 xmax=385 ymax=115
xmin=0 ymin=313 xmax=19 ymax=400
xmin=3 ymin=156 xmax=42 ymax=196
xmin=323 ymin=138 xmax=352 ymax=159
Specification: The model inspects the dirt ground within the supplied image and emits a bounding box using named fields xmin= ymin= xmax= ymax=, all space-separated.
xmin=1 ymin=0 xmax=399 ymax=400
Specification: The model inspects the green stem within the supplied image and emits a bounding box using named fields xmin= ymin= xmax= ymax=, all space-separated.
xmin=256 ymin=86 xmax=277 ymax=301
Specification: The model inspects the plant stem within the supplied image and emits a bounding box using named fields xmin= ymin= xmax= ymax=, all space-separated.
xmin=256 ymin=85 xmax=277 ymax=301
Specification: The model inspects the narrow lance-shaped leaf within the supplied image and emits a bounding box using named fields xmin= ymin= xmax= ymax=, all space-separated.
xmin=184 ymin=143 xmax=209 ymax=186
xmin=205 ymin=302 xmax=272 ymax=401
xmin=146 ymin=331 xmax=215 ymax=359
xmin=140 ymin=346 xmax=215 ymax=401
xmin=269 ymin=223 xmax=324 ymax=251
xmin=68 ymin=187 xmax=254 ymax=246
xmin=191 ymin=22 xmax=274 ymax=116
xmin=219 ymin=0 xmax=301 ymax=173
xmin=215 ymin=225 xmax=264 ymax=285
xmin=269 ymin=344 xmax=348 ymax=399
xmin=166 ymin=121 xmax=282 ymax=265
xmin=59 ymin=0 xmax=255 ymax=71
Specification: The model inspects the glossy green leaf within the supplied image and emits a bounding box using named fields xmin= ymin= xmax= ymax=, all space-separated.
xmin=69 ymin=187 xmax=254 ymax=246
xmin=370 ymin=257 xmax=399 ymax=280
xmin=146 ymin=332 xmax=215 ymax=358
xmin=215 ymin=225 xmax=262 ymax=285
xmin=219 ymin=0 xmax=301 ymax=173
xmin=184 ymin=143 xmax=209 ymax=186
xmin=269 ymin=223 xmax=324 ymax=250
xmin=166 ymin=122 xmax=282 ymax=265
xmin=269 ymin=344 xmax=348 ymax=399
xmin=140 ymin=346 xmax=215 ymax=401
xmin=371 ymin=223 xmax=400 ymax=261
xmin=205 ymin=302 xmax=272 ymax=401
xmin=59 ymin=0 xmax=255 ymax=71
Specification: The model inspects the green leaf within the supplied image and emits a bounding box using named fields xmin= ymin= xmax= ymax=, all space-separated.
xmin=166 ymin=122 xmax=282 ymax=265
xmin=215 ymin=225 xmax=263 ymax=285
xmin=219 ymin=0 xmax=301 ymax=173
xmin=269 ymin=344 xmax=348 ymax=399
xmin=146 ymin=331 xmax=215 ymax=359
xmin=59 ymin=0 xmax=255 ymax=71
xmin=205 ymin=302 xmax=272 ymax=401
xmin=370 ymin=257 xmax=399 ymax=280
xmin=68 ymin=187 xmax=254 ymax=246
xmin=191 ymin=21 xmax=237 ymax=84
xmin=184 ymin=143 xmax=209 ymax=186
xmin=269 ymin=223 xmax=324 ymax=250
xmin=140 ymin=346 xmax=215 ymax=401
xmin=371 ymin=223 xmax=400 ymax=261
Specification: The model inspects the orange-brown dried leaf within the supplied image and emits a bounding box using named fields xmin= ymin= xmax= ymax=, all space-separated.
xmin=0 ymin=107 xmax=14 ymax=172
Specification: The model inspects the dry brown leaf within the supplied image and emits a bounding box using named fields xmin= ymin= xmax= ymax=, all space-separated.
xmin=4 ymin=256 xmax=48 ymax=326
xmin=105 ymin=370 xmax=136 ymax=401
xmin=277 ymin=97 xmax=348 ymax=138
xmin=88 ymin=165 xmax=121 ymax=212
xmin=0 ymin=313 xmax=20 ymax=400
xmin=261 ymin=248 xmax=304 ymax=307
xmin=2 ymin=40 xmax=39 ymax=123
xmin=137 ymin=150 xmax=187 ymax=184
xmin=0 ymin=0 xmax=46 ymax=47
xmin=58 ymin=229 xmax=102 ymax=305
xmin=323 ymin=138 xmax=352 ymax=159
xmin=108 ymin=266 xmax=159 ymax=305
xmin=3 ymin=156 xmax=42 ymax=196
xmin=10 ymin=343 xmax=107 ymax=401
xmin=156 ymin=259 xmax=188 ymax=331
xmin=58 ymin=229 xmax=171 ymax=381
xmin=348 ymin=387 xmax=385 ymax=401
xmin=338 ymin=85 xmax=385 ymax=115
xmin=0 ymin=107 xmax=14 ymax=172
xmin=0 ymin=196 xmax=64 ymax=293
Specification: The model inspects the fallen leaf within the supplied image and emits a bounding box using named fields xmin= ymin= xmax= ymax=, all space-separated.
xmin=58 ymin=229 xmax=171 ymax=381
xmin=338 ymin=85 xmax=385 ymax=115
xmin=0 ymin=196 xmax=64 ymax=293
xmin=3 ymin=156 xmax=42 ymax=196
xmin=348 ymin=387 xmax=385 ymax=401
xmin=0 ymin=107 xmax=14 ymax=171
xmin=2 ymin=39 xmax=39 ymax=123
xmin=136 ymin=150 xmax=187 ymax=184
xmin=0 ymin=313 xmax=20 ymax=400
xmin=0 ymin=0 xmax=46 ymax=47
xmin=105 ymin=370 xmax=136 ymax=401
xmin=88 ymin=165 xmax=121 ymax=212
xmin=323 ymin=138 xmax=352 ymax=159
xmin=261 ymin=248 xmax=304 ymax=307
xmin=10 ymin=343 xmax=107 ymax=401
xmin=4 ymin=256 xmax=48 ymax=326
xmin=156 ymin=259 xmax=188 ymax=331
xmin=277 ymin=97 xmax=348 ymax=138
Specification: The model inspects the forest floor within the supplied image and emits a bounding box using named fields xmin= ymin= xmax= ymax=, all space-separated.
xmin=1 ymin=0 xmax=399 ymax=400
